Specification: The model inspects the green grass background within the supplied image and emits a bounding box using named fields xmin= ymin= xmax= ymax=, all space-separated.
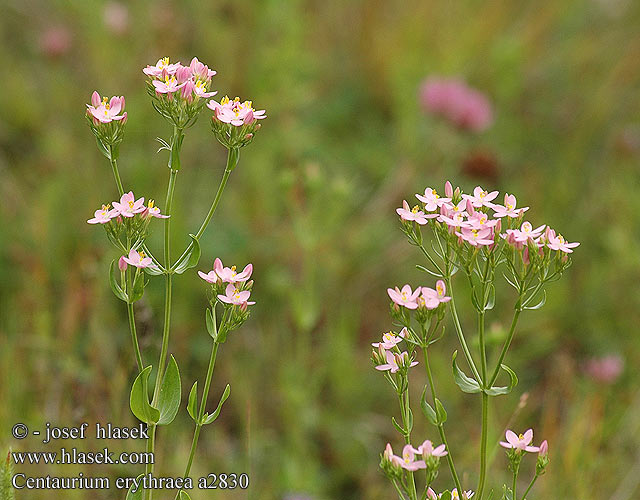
xmin=1 ymin=0 xmax=639 ymax=498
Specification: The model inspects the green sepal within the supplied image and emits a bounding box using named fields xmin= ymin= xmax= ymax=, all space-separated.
xmin=129 ymin=271 xmax=146 ymax=303
xmin=125 ymin=474 xmax=144 ymax=499
xmin=109 ymin=260 xmax=128 ymax=302
xmin=524 ymin=290 xmax=546 ymax=310
xmin=452 ymin=351 xmax=482 ymax=394
xmin=187 ymin=381 xmax=198 ymax=421
xmin=391 ymin=416 xmax=406 ymax=435
xmin=205 ymin=308 xmax=216 ymax=340
xmin=435 ymin=398 xmax=448 ymax=424
xmin=156 ymin=355 xmax=181 ymax=425
xmin=129 ymin=366 xmax=160 ymax=424
xmin=440 ymin=491 xmax=452 ymax=500
xmin=173 ymin=234 xmax=201 ymax=274
xmin=201 ymin=384 xmax=230 ymax=425
xmin=485 ymin=363 xmax=518 ymax=396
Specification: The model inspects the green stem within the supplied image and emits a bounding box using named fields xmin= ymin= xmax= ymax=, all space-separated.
xmin=520 ymin=473 xmax=539 ymax=500
xmin=397 ymin=389 xmax=417 ymax=500
xmin=422 ymin=348 xmax=463 ymax=493
xmin=488 ymin=309 xmax=521 ymax=387
xmin=144 ymin=424 xmax=156 ymax=500
xmin=108 ymin=149 xmax=125 ymax=196
xmin=477 ymin=392 xmax=489 ymax=499
xmin=127 ymin=301 xmax=144 ymax=372
xmin=512 ymin=462 xmax=520 ymax=500
xmin=446 ymin=280 xmax=482 ymax=382
xmin=173 ymin=148 xmax=238 ymax=271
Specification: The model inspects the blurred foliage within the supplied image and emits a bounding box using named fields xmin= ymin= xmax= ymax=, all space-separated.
xmin=1 ymin=0 xmax=639 ymax=499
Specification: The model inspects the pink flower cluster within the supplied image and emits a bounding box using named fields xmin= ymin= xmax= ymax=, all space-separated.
xmin=387 ymin=281 xmax=451 ymax=310
xmin=144 ymin=57 xmax=217 ymax=102
xmin=87 ymin=92 xmax=127 ymax=124
xmin=398 ymin=182 xmax=580 ymax=254
xmin=87 ymin=192 xmax=168 ymax=224
xmin=383 ymin=440 xmax=447 ymax=472
xmin=419 ymin=77 xmax=493 ymax=132
xmin=198 ymin=258 xmax=255 ymax=308
xmin=207 ymin=96 xmax=267 ymax=127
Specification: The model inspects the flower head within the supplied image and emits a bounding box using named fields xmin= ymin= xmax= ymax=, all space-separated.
xmin=143 ymin=57 xmax=182 ymax=77
xmin=112 ymin=191 xmax=146 ymax=218
xmin=462 ymin=186 xmax=499 ymax=208
xmin=208 ymin=95 xmax=266 ymax=126
xmin=416 ymin=440 xmax=448 ymax=458
xmin=399 ymin=444 xmax=426 ymax=471
xmin=545 ymin=229 xmax=580 ymax=253
xmin=372 ymin=328 xmax=407 ymax=349
xmin=375 ymin=351 xmax=418 ymax=373
xmin=218 ymin=283 xmax=255 ymax=307
xmin=214 ymin=258 xmax=253 ymax=283
xmin=87 ymin=204 xmax=118 ymax=224
xmin=142 ymin=199 xmax=169 ymax=219
xmin=387 ymin=285 xmax=421 ymax=309
xmin=455 ymin=227 xmax=494 ymax=247
xmin=416 ymin=188 xmax=450 ymax=212
xmin=122 ymin=248 xmax=153 ymax=269
xmin=87 ymin=92 xmax=126 ymax=124
xmin=397 ymin=200 xmax=432 ymax=224
xmin=499 ymin=429 xmax=540 ymax=453
xmin=491 ymin=193 xmax=529 ymax=218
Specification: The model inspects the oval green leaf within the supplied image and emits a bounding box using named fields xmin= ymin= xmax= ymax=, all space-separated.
xmin=452 ymin=351 xmax=482 ymax=394
xmin=202 ymin=384 xmax=230 ymax=425
xmin=173 ymin=234 xmax=201 ymax=274
xmin=129 ymin=366 xmax=160 ymax=424
xmin=156 ymin=355 xmax=181 ymax=425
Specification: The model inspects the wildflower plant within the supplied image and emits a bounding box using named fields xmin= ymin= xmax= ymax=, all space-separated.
xmin=374 ymin=181 xmax=577 ymax=499
xmin=86 ymin=56 xmax=264 ymax=500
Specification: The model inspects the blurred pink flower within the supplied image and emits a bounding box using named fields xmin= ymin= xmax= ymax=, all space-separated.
xmin=375 ymin=351 xmax=417 ymax=373
xmin=499 ymin=429 xmax=540 ymax=453
xmin=415 ymin=440 xmax=447 ymax=457
xmin=103 ymin=2 xmax=130 ymax=35
xmin=399 ymin=444 xmax=426 ymax=471
xmin=218 ymin=284 xmax=255 ymax=306
xmin=419 ymin=77 xmax=493 ymax=132
xmin=387 ymin=284 xmax=421 ymax=309
xmin=539 ymin=440 xmax=549 ymax=457
xmin=449 ymin=488 xmax=475 ymax=499
xmin=142 ymin=200 xmax=169 ymax=219
xmin=39 ymin=26 xmax=71 ymax=58
xmin=372 ymin=328 xmax=407 ymax=349
xmin=123 ymin=249 xmax=153 ymax=269
xmin=585 ymin=354 xmax=624 ymax=383
xmin=189 ymin=57 xmax=217 ymax=80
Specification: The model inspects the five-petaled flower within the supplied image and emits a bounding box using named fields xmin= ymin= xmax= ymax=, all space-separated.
xmin=375 ymin=350 xmax=418 ymax=373
xmin=122 ymin=248 xmax=154 ymax=269
xmin=499 ymin=429 xmax=540 ymax=453
xmin=397 ymin=200 xmax=432 ymax=225
xmin=416 ymin=188 xmax=450 ymax=212
xmin=387 ymin=284 xmax=421 ymax=309
xmin=462 ymin=186 xmax=499 ymax=208
xmin=415 ymin=439 xmax=448 ymax=457
xmin=214 ymin=258 xmax=253 ymax=283
xmin=87 ymin=204 xmax=117 ymax=224
xmin=112 ymin=191 xmax=146 ymax=218
xmin=399 ymin=444 xmax=426 ymax=471
xmin=372 ymin=328 xmax=407 ymax=349
xmin=218 ymin=283 xmax=255 ymax=307
xmin=545 ymin=229 xmax=580 ymax=253
xmin=207 ymin=96 xmax=266 ymax=126
xmin=87 ymin=92 xmax=127 ymax=124
xmin=143 ymin=57 xmax=182 ymax=77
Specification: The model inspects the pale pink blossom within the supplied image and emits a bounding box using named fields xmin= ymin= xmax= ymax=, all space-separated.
xmin=455 ymin=227 xmax=494 ymax=247
xmin=118 ymin=255 xmax=128 ymax=272
xmin=539 ymin=440 xmax=549 ymax=457
xmin=375 ymin=351 xmax=417 ymax=373
xmin=499 ymin=429 xmax=540 ymax=453
xmin=383 ymin=443 xmax=404 ymax=468
xmin=491 ymin=194 xmax=529 ymax=218
xmin=207 ymin=96 xmax=266 ymax=126
xmin=466 ymin=212 xmax=499 ymax=230
xmin=372 ymin=328 xmax=407 ymax=349
xmin=444 ymin=181 xmax=454 ymax=198
xmin=448 ymin=489 xmax=475 ymax=499
xmin=505 ymin=221 xmax=545 ymax=243
xmin=103 ymin=2 xmax=129 ymax=35
xmin=399 ymin=444 xmax=426 ymax=471
xmin=143 ymin=57 xmax=182 ymax=77
xmin=198 ymin=270 xmax=219 ymax=284
xmin=214 ymin=258 xmax=253 ymax=283
xmin=462 ymin=186 xmax=499 ymax=207
xmin=153 ymin=75 xmax=187 ymax=94
xmin=545 ymin=229 xmax=580 ymax=253
xmin=427 ymin=488 xmax=438 ymax=500
xmin=87 ymin=204 xmax=118 ymax=224
xmin=396 ymin=200 xmax=431 ymax=224
xmin=112 ymin=191 xmax=146 ymax=217
xmin=416 ymin=440 xmax=448 ymax=457
xmin=585 ymin=354 xmax=624 ymax=383
xmin=218 ymin=283 xmax=255 ymax=306
xmin=39 ymin=26 xmax=71 ymax=58
xmin=142 ymin=200 xmax=169 ymax=219
xmin=387 ymin=285 xmax=421 ymax=309
xmin=87 ymin=92 xmax=127 ymax=124
xmin=189 ymin=57 xmax=217 ymax=80
xmin=416 ymin=188 xmax=450 ymax=211
xmin=122 ymin=248 xmax=153 ymax=269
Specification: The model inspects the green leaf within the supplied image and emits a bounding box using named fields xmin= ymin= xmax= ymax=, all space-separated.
xmin=435 ymin=398 xmax=448 ymax=424
xmin=202 ymin=384 xmax=230 ymax=425
xmin=125 ymin=475 xmax=144 ymax=499
xmin=416 ymin=264 xmax=443 ymax=278
xmin=129 ymin=271 xmax=145 ymax=303
xmin=179 ymin=492 xmax=192 ymax=500
xmin=485 ymin=363 xmax=518 ymax=396
xmin=187 ymin=381 xmax=198 ymax=421
xmin=95 ymin=137 xmax=111 ymax=159
xmin=452 ymin=351 xmax=482 ymax=394
xmin=129 ymin=366 xmax=160 ymax=424
xmin=391 ymin=416 xmax=406 ymax=435
xmin=421 ymin=386 xmax=438 ymax=425
xmin=484 ymin=284 xmax=496 ymax=311
xmin=144 ymin=264 xmax=165 ymax=276
xmin=440 ymin=491 xmax=452 ymax=500
xmin=173 ymin=234 xmax=201 ymax=274
xmin=156 ymin=355 xmax=181 ymax=425
xmin=205 ymin=308 xmax=216 ymax=340
xmin=109 ymin=260 xmax=128 ymax=302
xmin=524 ymin=290 xmax=546 ymax=310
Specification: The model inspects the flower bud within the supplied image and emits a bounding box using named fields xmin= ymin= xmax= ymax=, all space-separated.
xmin=444 ymin=180 xmax=453 ymax=198
xmin=118 ymin=256 xmax=128 ymax=272
xmin=539 ymin=440 xmax=548 ymax=457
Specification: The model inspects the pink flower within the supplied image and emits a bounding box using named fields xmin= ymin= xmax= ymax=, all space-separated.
xmin=142 ymin=200 xmax=169 ymax=219
xmin=505 ymin=221 xmax=545 ymax=243
xmin=103 ymin=2 xmax=129 ymax=35
xmin=462 ymin=186 xmax=499 ymax=208
xmin=207 ymin=96 xmax=267 ymax=126
xmin=416 ymin=188 xmax=451 ymax=212
xmin=214 ymin=258 xmax=253 ymax=283
xmin=122 ymin=248 xmax=153 ymax=269
xmin=539 ymin=440 xmax=548 ymax=457
xmin=455 ymin=227 xmax=494 ymax=247
xmin=585 ymin=355 xmax=624 ymax=383
xmin=399 ymin=445 xmax=426 ymax=471
xmin=87 ymin=92 xmax=127 ymax=124
xmin=143 ymin=57 xmax=182 ymax=77
xmin=448 ymin=489 xmax=475 ymax=499
xmin=419 ymin=77 xmax=493 ymax=132
xmin=218 ymin=283 xmax=255 ymax=306
xmin=112 ymin=191 xmax=146 ymax=218
xmin=545 ymin=229 xmax=580 ymax=253
xmin=387 ymin=285 xmax=421 ymax=309
xmin=189 ymin=57 xmax=217 ymax=81
xmin=375 ymin=351 xmax=417 ymax=373
xmin=491 ymin=193 xmax=529 ymax=218
xmin=416 ymin=440 xmax=447 ymax=458
xmin=383 ymin=443 xmax=404 ymax=468
xmin=39 ymin=27 xmax=71 ymax=58
xmin=466 ymin=212 xmax=499 ymax=230
xmin=499 ymin=429 xmax=540 ymax=453
xmin=153 ymin=75 xmax=187 ymax=94
xmin=198 ymin=270 xmax=218 ymax=284
xmin=372 ymin=328 xmax=407 ymax=349
xmin=118 ymin=255 xmax=128 ymax=272
xmin=396 ymin=200 xmax=432 ymax=224
xmin=427 ymin=488 xmax=438 ymax=500
xmin=87 ymin=204 xmax=118 ymax=224
xmin=420 ymin=280 xmax=451 ymax=309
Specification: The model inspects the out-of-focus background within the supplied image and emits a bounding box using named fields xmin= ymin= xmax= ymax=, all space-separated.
xmin=1 ymin=0 xmax=639 ymax=498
